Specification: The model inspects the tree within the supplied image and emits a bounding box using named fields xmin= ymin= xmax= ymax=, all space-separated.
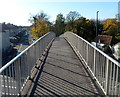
xmin=29 ymin=11 xmax=49 ymax=23
xmin=66 ymin=11 xmax=80 ymax=22
xmin=65 ymin=11 xmax=80 ymax=31
xmin=73 ymin=17 xmax=96 ymax=41
xmin=29 ymin=11 xmax=50 ymax=39
xmin=102 ymin=18 xmax=118 ymax=36
xmin=102 ymin=18 xmax=120 ymax=43
xmin=116 ymin=22 xmax=120 ymax=40
xmin=54 ymin=13 xmax=65 ymax=36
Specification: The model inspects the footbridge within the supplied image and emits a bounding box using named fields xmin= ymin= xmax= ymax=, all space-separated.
xmin=0 ymin=32 xmax=120 ymax=96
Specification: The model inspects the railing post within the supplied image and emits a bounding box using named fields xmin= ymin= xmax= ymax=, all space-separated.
xmin=0 ymin=32 xmax=55 ymax=96
xmin=86 ymin=44 xmax=88 ymax=64
xmin=15 ymin=59 xmax=21 ymax=95
xmin=93 ymin=49 xmax=96 ymax=74
xmin=105 ymin=59 xmax=110 ymax=95
xmin=64 ymin=32 xmax=120 ymax=95
xmin=115 ymin=66 xmax=118 ymax=95
xmin=0 ymin=74 xmax=2 ymax=96
xmin=27 ymin=49 xmax=31 ymax=76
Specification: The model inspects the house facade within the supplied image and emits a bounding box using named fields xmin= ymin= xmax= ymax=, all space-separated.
xmin=0 ymin=23 xmax=11 ymax=67
xmin=113 ymin=42 xmax=120 ymax=61
xmin=0 ymin=31 xmax=10 ymax=51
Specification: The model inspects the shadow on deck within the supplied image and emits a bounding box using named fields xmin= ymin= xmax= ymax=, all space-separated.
xmin=27 ymin=37 xmax=101 ymax=96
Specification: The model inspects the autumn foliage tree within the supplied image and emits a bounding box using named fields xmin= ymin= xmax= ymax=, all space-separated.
xmin=29 ymin=12 xmax=50 ymax=39
xmin=102 ymin=18 xmax=118 ymax=36
xmin=102 ymin=18 xmax=120 ymax=43
xmin=29 ymin=11 xmax=120 ymax=44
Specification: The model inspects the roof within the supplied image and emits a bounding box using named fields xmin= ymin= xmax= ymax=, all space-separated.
xmin=0 ymin=23 xmax=18 ymax=32
xmin=94 ymin=35 xmax=112 ymax=45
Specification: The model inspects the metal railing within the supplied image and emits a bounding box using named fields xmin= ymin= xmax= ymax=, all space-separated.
xmin=0 ymin=32 xmax=55 ymax=96
xmin=64 ymin=32 xmax=120 ymax=96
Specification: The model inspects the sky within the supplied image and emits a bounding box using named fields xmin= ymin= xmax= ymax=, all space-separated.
xmin=0 ymin=0 xmax=119 ymax=26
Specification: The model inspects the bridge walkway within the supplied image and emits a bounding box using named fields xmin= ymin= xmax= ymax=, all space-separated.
xmin=28 ymin=37 xmax=101 ymax=96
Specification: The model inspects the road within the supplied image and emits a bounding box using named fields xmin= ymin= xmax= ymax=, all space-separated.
xmin=14 ymin=34 xmax=30 ymax=52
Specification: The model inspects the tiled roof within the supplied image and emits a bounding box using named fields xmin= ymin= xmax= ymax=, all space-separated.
xmin=0 ymin=23 xmax=18 ymax=32
xmin=94 ymin=35 xmax=112 ymax=45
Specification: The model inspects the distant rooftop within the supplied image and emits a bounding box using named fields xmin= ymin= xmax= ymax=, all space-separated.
xmin=0 ymin=23 xmax=18 ymax=32
xmin=94 ymin=35 xmax=112 ymax=45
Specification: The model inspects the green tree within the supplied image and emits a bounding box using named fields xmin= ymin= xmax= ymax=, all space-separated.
xmin=54 ymin=13 xmax=65 ymax=36
xmin=65 ymin=11 xmax=80 ymax=31
xmin=74 ymin=17 xmax=96 ymax=41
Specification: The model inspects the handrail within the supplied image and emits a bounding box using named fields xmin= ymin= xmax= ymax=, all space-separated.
xmin=0 ymin=32 xmax=55 ymax=96
xmin=64 ymin=32 xmax=120 ymax=96
xmin=0 ymin=32 xmax=51 ymax=73
xmin=70 ymin=32 xmax=120 ymax=67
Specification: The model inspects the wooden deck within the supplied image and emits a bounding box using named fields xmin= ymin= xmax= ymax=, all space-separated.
xmin=29 ymin=37 xmax=101 ymax=96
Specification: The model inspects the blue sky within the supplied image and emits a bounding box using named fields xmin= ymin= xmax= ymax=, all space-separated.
xmin=0 ymin=0 xmax=119 ymax=26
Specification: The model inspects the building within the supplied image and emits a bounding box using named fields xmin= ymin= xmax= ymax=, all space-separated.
xmin=113 ymin=42 xmax=120 ymax=61
xmin=1 ymin=31 xmax=10 ymax=51
xmin=0 ymin=23 xmax=11 ymax=67
xmin=92 ymin=35 xmax=113 ymax=51
xmin=1 ymin=23 xmax=11 ymax=51
xmin=2 ymin=23 xmax=19 ymax=37
xmin=94 ymin=35 xmax=113 ymax=45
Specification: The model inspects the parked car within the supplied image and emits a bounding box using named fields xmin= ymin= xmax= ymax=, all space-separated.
xmin=9 ymin=36 xmax=18 ymax=43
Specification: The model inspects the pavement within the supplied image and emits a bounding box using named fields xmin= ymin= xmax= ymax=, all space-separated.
xmin=29 ymin=37 xmax=101 ymax=96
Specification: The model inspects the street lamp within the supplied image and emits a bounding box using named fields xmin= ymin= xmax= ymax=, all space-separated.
xmin=96 ymin=11 xmax=99 ymax=47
